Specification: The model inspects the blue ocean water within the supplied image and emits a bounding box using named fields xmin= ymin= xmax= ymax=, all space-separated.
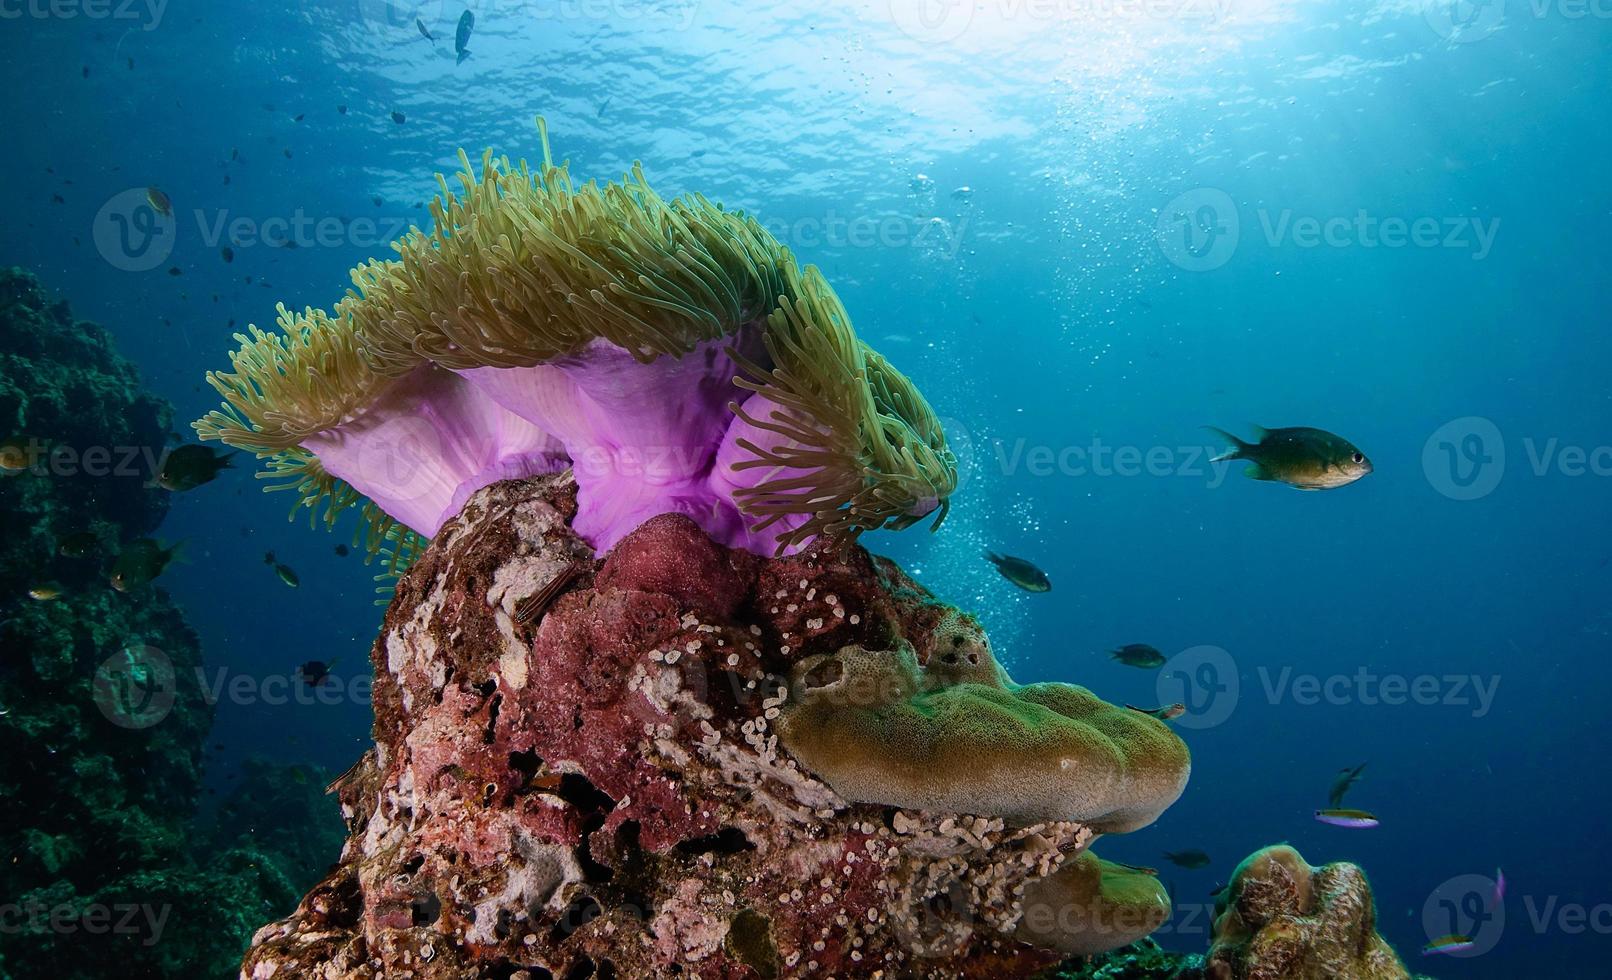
xmin=4 ymin=0 xmax=1610 ymax=975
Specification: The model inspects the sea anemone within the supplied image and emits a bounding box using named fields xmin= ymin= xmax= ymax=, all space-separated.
xmin=196 ymin=119 xmax=956 ymax=562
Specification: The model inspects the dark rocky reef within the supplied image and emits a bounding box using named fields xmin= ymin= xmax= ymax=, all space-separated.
xmin=1041 ymin=939 xmax=1205 ymax=979
xmin=243 ymin=474 xmax=1188 ymax=978
xmin=0 ymin=268 xmax=342 ymax=979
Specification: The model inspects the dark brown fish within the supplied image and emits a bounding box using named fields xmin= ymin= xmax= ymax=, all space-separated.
xmin=984 ymin=551 xmax=1051 ymax=592
xmin=109 ymin=538 xmax=182 ymax=591
xmin=1163 ymin=849 xmax=1212 ymax=870
xmin=298 ymin=658 xmax=336 ymax=686
xmin=1111 ymin=644 xmax=1167 ymax=669
xmin=157 ymin=444 xmax=235 ymax=491
xmin=58 ymin=530 xmax=103 ymax=558
xmin=1208 ymin=425 xmax=1372 ymax=490
xmin=1330 ymin=762 xmax=1368 ymax=808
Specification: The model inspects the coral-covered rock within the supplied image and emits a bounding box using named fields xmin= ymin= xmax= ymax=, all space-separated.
xmin=242 ymin=474 xmax=1190 ymax=978
xmin=0 ymin=268 xmax=346 ymax=979
xmin=1206 ymin=845 xmax=1412 ymax=980
xmin=595 ymin=512 xmax=760 ymax=619
xmin=0 ymin=268 xmax=210 ymax=974
xmin=1041 ymin=938 xmax=1206 ymax=979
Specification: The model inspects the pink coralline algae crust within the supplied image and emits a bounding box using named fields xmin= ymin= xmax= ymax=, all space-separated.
xmin=242 ymin=475 xmax=1122 ymax=979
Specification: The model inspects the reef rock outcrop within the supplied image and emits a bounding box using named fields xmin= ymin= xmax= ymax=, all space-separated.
xmin=1206 ymin=845 xmax=1411 ymax=980
xmin=0 ymin=268 xmax=345 ymax=979
xmin=1043 ymin=938 xmax=1205 ymax=979
xmin=242 ymin=474 xmax=1191 ymax=978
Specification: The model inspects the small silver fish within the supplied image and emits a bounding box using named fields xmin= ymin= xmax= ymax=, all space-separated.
xmin=1126 ymin=702 xmax=1186 ymax=721
xmin=1314 ymin=807 xmax=1379 ymax=829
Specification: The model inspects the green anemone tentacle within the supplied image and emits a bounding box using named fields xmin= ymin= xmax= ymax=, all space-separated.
xmin=194 ymin=118 xmax=956 ymax=561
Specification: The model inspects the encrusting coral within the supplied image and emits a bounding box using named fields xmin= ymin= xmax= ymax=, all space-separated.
xmin=775 ymin=639 xmax=1189 ymax=832
xmin=1041 ymin=938 xmax=1206 ymax=979
xmin=196 ymin=120 xmax=955 ymax=564
xmin=1016 ymin=852 xmax=1173 ymax=958
xmin=240 ymin=475 xmax=1191 ymax=978
xmin=1205 ymin=844 xmax=1412 ymax=980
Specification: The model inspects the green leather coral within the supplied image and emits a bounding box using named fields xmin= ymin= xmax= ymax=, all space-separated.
xmin=1016 ymin=851 xmax=1171 ymax=956
xmin=775 ymin=641 xmax=1190 ymax=832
